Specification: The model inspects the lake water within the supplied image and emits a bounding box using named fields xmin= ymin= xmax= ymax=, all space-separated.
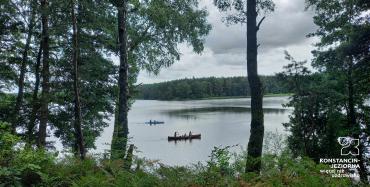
xmin=93 ymin=96 xmax=291 ymax=166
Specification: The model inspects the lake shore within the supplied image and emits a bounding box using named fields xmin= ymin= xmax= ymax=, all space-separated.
xmin=135 ymin=93 xmax=293 ymax=101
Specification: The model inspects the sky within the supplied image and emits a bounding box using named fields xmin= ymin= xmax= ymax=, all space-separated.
xmin=137 ymin=0 xmax=318 ymax=84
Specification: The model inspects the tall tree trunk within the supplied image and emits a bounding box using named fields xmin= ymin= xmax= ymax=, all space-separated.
xmin=111 ymin=106 xmax=125 ymax=159
xmin=347 ymin=60 xmax=356 ymax=128
xmin=357 ymin=142 xmax=368 ymax=182
xmin=124 ymin=144 xmax=134 ymax=170
xmin=28 ymin=41 xmax=42 ymax=145
xmin=111 ymin=0 xmax=129 ymax=160
xmin=38 ymin=0 xmax=50 ymax=148
xmin=346 ymin=2 xmax=368 ymax=180
xmin=12 ymin=4 xmax=36 ymax=132
xmin=71 ymin=0 xmax=85 ymax=159
xmin=245 ymin=0 xmax=264 ymax=173
xmin=347 ymin=60 xmax=368 ymax=181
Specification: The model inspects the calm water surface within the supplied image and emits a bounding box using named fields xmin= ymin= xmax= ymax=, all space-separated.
xmin=93 ymin=97 xmax=291 ymax=166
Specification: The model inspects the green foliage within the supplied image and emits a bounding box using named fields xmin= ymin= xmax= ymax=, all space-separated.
xmin=259 ymin=153 xmax=352 ymax=187
xmin=0 ymin=0 xmax=22 ymax=93
xmin=0 ymin=122 xmax=19 ymax=165
xmin=128 ymin=0 xmax=212 ymax=74
xmin=0 ymin=0 xmax=118 ymax=149
xmin=263 ymin=130 xmax=287 ymax=156
xmin=0 ymin=122 xmax=55 ymax=186
xmin=1 ymin=0 xmax=211 ymax=157
xmin=45 ymin=0 xmax=117 ymax=149
xmin=207 ymin=146 xmax=234 ymax=176
xmin=277 ymin=52 xmax=346 ymax=161
xmin=214 ymin=0 xmax=275 ymax=25
xmin=0 ymin=94 xmax=15 ymax=125
xmin=280 ymin=0 xmax=370 ymax=181
xmin=0 ymin=130 xmax=356 ymax=186
xmin=278 ymin=6 xmax=370 ymax=175
xmin=137 ymin=76 xmax=288 ymax=100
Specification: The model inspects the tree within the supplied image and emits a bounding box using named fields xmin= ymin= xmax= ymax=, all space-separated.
xmin=49 ymin=0 xmax=117 ymax=151
xmin=5 ymin=0 xmax=118 ymax=152
xmin=277 ymin=52 xmax=343 ymax=161
xmin=0 ymin=1 xmax=20 ymax=95
xmin=27 ymin=41 xmax=42 ymax=145
xmin=136 ymin=76 xmax=286 ymax=100
xmin=213 ymin=0 xmax=274 ymax=172
xmin=38 ymin=0 xmax=50 ymax=147
xmin=110 ymin=0 xmax=129 ymax=160
xmin=110 ymin=0 xmax=211 ymax=160
xmin=0 ymin=0 xmax=121 ymax=154
xmin=12 ymin=1 xmax=37 ymax=131
xmin=0 ymin=0 xmax=43 ymax=143
xmin=306 ymin=0 xmax=370 ymax=181
xmin=71 ymin=0 xmax=85 ymax=159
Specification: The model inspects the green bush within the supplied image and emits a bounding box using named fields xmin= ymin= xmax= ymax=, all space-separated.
xmin=0 ymin=127 xmax=359 ymax=187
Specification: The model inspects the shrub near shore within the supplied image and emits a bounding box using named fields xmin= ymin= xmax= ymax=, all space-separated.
xmin=1 ymin=125 xmax=355 ymax=187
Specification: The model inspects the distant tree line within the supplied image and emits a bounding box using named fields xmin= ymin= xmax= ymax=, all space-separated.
xmin=136 ymin=76 xmax=289 ymax=100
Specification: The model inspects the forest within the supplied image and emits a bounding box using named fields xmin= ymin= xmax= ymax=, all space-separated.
xmin=1 ymin=0 xmax=370 ymax=186
xmin=137 ymin=76 xmax=289 ymax=100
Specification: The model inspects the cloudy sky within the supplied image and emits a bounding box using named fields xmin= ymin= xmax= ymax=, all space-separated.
xmin=138 ymin=0 xmax=318 ymax=84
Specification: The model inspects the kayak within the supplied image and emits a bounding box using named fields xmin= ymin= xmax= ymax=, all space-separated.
xmin=145 ymin=120 xmax=164 ymax=124
xmin=168 ymin=134 xmax=201 ymax=141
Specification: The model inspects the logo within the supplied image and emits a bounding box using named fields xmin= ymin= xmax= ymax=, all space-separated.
xmin=337 ymin=137 xmax=359 ymax=156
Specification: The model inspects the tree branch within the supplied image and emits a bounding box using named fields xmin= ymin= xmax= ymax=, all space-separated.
xmin=128 ymin=25 xmax=151 ymax=52
xmin=256 ymin=16 xmax=266 ymax=31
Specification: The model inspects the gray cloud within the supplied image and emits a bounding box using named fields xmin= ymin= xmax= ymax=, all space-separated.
xmin=205 ymin=0 xmax=316 ymax=54
xmin=137 ymin=0 xmax=317 ymax=84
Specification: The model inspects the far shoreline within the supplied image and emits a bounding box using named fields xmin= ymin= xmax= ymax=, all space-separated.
xmin=135 ymin=93 xmax=293 ymax=101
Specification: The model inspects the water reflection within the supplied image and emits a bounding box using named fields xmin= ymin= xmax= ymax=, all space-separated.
xmin=92 ymin=97 xmax=291 ymax=166
xmin=165 ymin=106 xmax=288 ymax=119
xmin=170 ymin=138 xmax=202 ymax=145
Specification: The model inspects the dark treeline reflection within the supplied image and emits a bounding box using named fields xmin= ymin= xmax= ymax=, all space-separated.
xmin=164 ymin=107 xmax=288 ymax=119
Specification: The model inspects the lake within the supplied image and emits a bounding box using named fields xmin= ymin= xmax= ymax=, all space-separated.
xmin=92 ymin=96 xmax=291 ymax=166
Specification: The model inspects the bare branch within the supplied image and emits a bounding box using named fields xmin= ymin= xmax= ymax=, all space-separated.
xmin=257 ymin=16 xmax=266 ymax=31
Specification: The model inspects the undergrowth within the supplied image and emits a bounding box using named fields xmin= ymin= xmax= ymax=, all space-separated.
xmin=0 ymin=123 xmax=361 ymax=187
